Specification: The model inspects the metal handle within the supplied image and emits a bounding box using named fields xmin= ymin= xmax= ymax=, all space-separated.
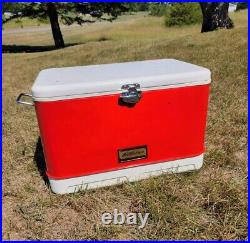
xmin=16 ymin=93 xmax=34 ymax=106
xmin=120 ymin=84 xmax=142 ymax=104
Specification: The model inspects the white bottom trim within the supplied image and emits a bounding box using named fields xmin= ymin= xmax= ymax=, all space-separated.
xmin=49 ymin=154 xmax=204 ymax=194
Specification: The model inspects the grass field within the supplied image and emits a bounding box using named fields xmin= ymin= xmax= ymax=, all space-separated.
xmin=2 ymin=17 xmax=49 ymax=29
xmin=2 ymin=11 xmax=248 ymax=240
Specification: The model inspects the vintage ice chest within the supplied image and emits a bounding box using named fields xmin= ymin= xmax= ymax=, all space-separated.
xmin=17 ymin=59 xmax=211 ymax=194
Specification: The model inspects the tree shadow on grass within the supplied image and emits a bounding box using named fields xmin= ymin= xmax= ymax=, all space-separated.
xmin=2 ymin=43 xmax=81 ymax=53
xmin=34 ymin=137 xmax=49 ymax=186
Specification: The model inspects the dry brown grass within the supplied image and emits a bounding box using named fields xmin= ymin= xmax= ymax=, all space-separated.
xmin=2 ymin=11 xmax=248 ymax=240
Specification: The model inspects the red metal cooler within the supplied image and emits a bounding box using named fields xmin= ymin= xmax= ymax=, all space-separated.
xmin=17 ymin=59 xmax=211 ymax=194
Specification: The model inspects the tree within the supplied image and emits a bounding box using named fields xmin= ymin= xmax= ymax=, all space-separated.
xmin=2 ymin=2 xmax=128 ymax=49
xmin=136 ymin=2 xmax=150 ymax=12
xmin=2 ymin=2 xmax=23 ymax=13
xmin=149 ymin=2 xmax=168 ymax=16
xmin=165 ymin=3 xmax=201 ymax=27
xmin=236 ymin=2 xmax=248 ymax=11
xmin=124 ymin=2 xmax=149 ymax=12
xmin=200 ymin=2 xmax=233 ymax=32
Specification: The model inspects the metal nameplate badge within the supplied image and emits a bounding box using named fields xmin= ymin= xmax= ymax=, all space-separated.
xmin=118 ymin=145 xmax=147 ymax=162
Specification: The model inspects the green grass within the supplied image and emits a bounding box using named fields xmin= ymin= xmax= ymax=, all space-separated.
xmin=2 ymin=17 xmax=49 ymax=29
xmin=2 ymin=11 xmax=248 ymax=240
xmin=2 ymin=12 xmax=146 ymax=30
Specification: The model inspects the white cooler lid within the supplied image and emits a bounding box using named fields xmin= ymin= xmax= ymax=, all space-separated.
xmin=32 ymin=59 xmax=211 ymax=101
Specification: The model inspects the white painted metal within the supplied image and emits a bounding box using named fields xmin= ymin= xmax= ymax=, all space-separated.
xmin=229 ymin=3 xmax=237 ymax=12
xmin=49 ymin=154 xmax=204 ymax=194
xmin=32 ymin=59 xmax=211 ymax=101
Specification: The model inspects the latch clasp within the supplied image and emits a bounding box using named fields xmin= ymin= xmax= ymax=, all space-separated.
xmin=120 ymin=83 xmax=142 ymax=104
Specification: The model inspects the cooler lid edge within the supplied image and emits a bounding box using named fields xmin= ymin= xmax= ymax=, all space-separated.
xmin=31 ymin=59 xmax=211 ymax=100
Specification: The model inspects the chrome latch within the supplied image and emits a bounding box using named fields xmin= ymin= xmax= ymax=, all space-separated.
xmin=120 ymin=83 xmax=142 ymax=104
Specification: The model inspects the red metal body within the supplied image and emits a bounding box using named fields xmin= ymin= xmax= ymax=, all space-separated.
xmin=35 ymin=84 xmax=210 ymax=180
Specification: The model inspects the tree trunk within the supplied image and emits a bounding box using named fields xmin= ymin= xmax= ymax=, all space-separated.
xmin=200 ymin=2 xmax=234 ymax=32
xmin=47 ymin=3 xmax=65 ymax=48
